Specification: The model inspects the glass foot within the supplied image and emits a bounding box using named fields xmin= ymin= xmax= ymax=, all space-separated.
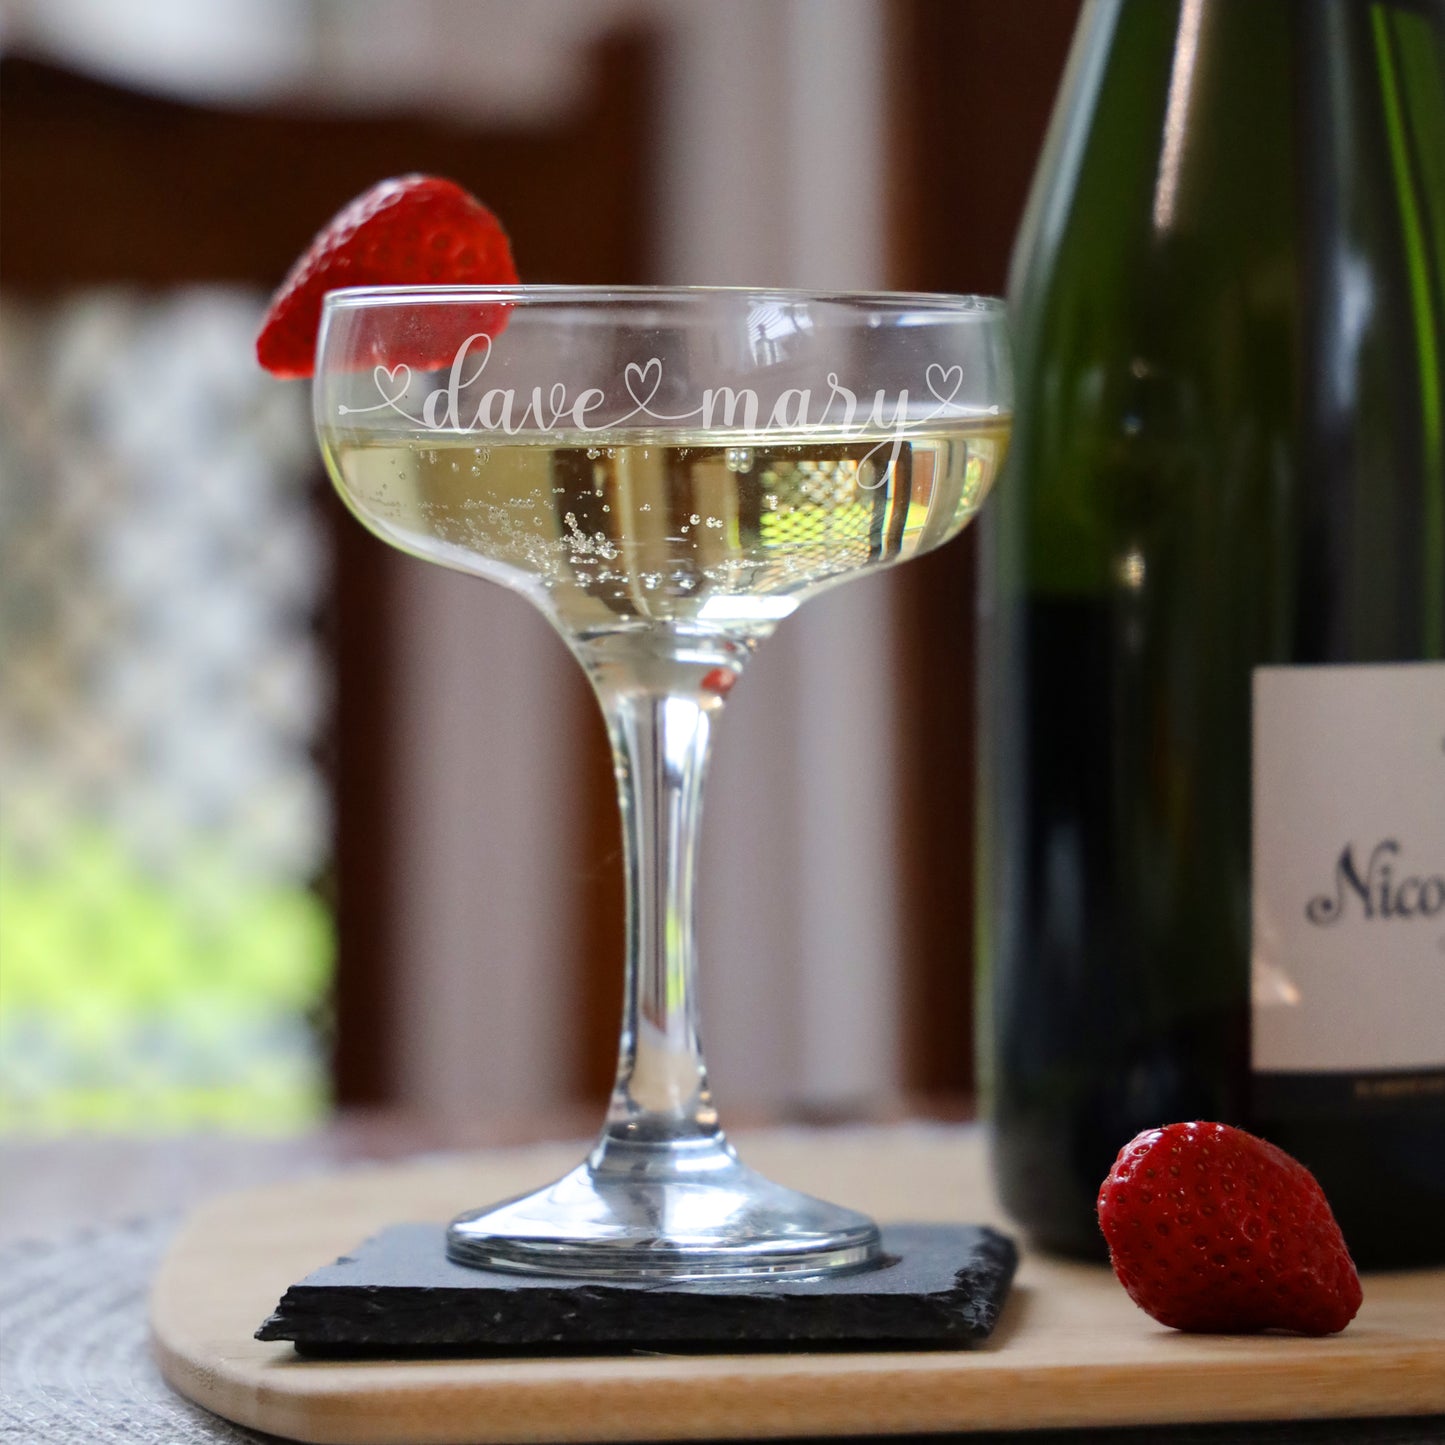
xmin=446 ymin=1132 xmax=882 ymax=1280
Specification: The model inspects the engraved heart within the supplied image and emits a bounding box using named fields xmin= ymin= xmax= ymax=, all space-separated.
xmin=925 ymin=363 xmax=964 ymax=407
xmin=624 ymin=357 xmax=664 ymax=411
xmin=374 ymin=363 xmax=413 ymax=400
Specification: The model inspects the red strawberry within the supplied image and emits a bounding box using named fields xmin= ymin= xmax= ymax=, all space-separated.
xmin=700 ymin=667 xmax=737 ymax=697
xmin=256 ymin=174 xmax=517 ymax=379
xmin=1097 ymin=1121 xmax=1362 ymax=1335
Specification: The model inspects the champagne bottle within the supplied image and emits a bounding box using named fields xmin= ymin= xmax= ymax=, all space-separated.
xmin=978 ymin=0 xmax=1444 ymax=1267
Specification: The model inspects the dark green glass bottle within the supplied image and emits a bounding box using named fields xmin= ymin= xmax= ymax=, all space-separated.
xmin=979 ymin=0 xmax=1444 ymax=1267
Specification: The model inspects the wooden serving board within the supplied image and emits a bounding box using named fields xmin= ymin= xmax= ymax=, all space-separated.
xmin=151 ymin=1126 xmax=1445 ymax=1444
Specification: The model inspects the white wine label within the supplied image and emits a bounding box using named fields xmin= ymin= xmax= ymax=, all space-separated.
xmin=1252 ymin=662 xmax=1445 ymax=1073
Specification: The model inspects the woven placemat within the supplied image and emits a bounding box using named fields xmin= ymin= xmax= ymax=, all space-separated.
xmin=0 ymin=1218 xmax=280 ymax=1444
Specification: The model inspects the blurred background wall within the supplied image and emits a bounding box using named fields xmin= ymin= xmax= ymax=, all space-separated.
xmin=0 ymin=0 xmax=1078 ymax=1135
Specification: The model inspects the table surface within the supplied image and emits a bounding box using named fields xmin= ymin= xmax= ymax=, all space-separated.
xmin=3 ymin=1111 xmax=1443 ymax=1445
xmin=0 ymin=1105 xmax=605 ymax=1245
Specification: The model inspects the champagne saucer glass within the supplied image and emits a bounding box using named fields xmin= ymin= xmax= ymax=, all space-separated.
xmin=314 ymin=286 xmax=1011 ymax=1280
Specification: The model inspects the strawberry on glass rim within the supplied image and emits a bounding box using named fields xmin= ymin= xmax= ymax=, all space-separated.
xmin=256 ymin=174 xmax=518 ymax=379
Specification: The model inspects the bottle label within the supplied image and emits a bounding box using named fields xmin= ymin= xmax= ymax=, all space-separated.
xmin=1252 ymin=663 xmax=1445 ymax=1091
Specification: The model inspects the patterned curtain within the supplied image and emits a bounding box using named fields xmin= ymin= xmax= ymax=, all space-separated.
xmin=0 ymin=289 xmax=331 ymax=1130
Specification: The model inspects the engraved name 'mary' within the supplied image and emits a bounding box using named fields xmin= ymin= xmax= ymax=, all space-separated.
xmin=1306 ymin=840 xmax=1445 ymax=926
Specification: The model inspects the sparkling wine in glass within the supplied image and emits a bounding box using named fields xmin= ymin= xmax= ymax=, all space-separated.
xmin=315 ymin=286 xmax=1011 ymax=1279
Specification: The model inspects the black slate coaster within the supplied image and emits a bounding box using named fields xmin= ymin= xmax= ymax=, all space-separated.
xmin=256 ymin=1222 xmax=1016 ymax=1356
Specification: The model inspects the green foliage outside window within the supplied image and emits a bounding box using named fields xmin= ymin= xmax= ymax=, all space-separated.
xmin=0 ymin=825 xmax=332 ymax=1131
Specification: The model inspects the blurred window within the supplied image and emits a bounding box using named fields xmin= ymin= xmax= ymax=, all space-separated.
xmin=0 ymin=288 xmax=332 ymax=1131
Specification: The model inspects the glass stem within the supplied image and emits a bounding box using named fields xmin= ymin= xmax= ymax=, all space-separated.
xmin=582 ymin=640 xmax=744 ymax=1172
